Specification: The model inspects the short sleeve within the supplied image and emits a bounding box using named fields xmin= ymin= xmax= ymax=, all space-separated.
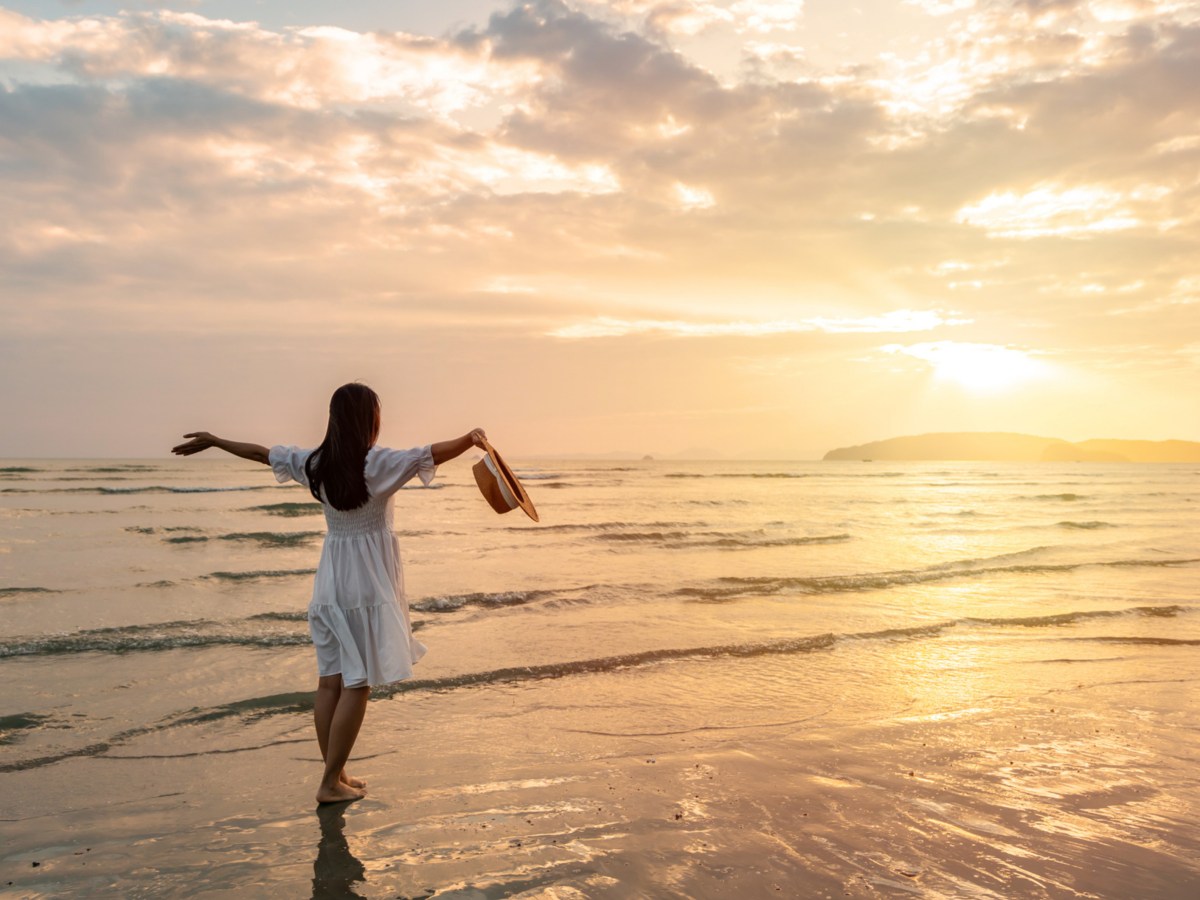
xmin=366 ymin=445 xmax=437 ymax=497
xmin=269 ymin=445 xmax=312 ymax=486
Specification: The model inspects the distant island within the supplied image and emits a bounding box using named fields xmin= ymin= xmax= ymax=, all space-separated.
xmin=824 ymin=432 xmax=1200 ymax=463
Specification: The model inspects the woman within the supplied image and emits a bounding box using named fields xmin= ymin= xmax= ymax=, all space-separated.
xmin=172 ymin=383 xmax=484 ymax=804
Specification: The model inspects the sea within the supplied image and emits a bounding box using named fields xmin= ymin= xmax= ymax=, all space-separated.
xmin=1 ymin=456 xmax=1198 ymax=897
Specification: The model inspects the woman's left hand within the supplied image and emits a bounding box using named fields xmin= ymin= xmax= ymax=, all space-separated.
xmin=172 ymin=432 xmax=219 ymax=456
xmin=468 ymin=428 xmax=488 ymax=448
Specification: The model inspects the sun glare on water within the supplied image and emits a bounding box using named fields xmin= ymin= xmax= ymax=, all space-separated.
xmin=885 ymin=341 xmax=1047 ymax=392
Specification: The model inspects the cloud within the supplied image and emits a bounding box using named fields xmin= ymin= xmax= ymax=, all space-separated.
xmin=0 ymin=7 xmax=542 ymax=116
xmin=673 ymin=182 xmax=715 ymax=209
xmin=728 ymin=1 xmax=806 ymax=34
xmin=549 ymin=309 xmax=971 ymax=338
xmin=903 ymin=0 xmax=976 ymax=15
xmin=643 ymin=2 xmax=735 ymax=36
xmin=955 ymin=183 xmax=1170 ymax=238
xmin=0 ymin=1 xmax=1196 ymax=404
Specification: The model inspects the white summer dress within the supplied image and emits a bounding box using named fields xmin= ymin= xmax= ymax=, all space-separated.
xmin=269 ymin=444 xmax=435 ymax=688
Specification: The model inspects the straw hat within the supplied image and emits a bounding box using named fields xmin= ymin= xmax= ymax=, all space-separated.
xmin=472 ymin=440 xmax=539 ymax=522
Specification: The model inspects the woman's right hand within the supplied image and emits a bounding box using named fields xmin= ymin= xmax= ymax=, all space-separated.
xmin=172 ymin=432 xmax=219 ymax=456
xmin=468 ymin=428 xmax=488 ymax=449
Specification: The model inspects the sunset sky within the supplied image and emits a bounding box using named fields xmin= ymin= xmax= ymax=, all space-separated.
xmin=1 ymin=0 xmax=1197 ymax=458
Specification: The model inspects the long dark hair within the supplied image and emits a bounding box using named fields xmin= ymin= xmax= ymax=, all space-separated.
xmin=305 ymin=383 xmax=381 ymax=511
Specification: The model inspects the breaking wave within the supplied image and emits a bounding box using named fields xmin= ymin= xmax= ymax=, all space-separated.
xmin=594 ymin=530 xmax=850 ymax=550
xmin=246 ymin=502 xmax=323 ymax=517
xmin=506 ymin=521 xmax=701 ymax=534
xmin=677 ymin=553 xmax=1200 ymax=601
xmin=0 ymin=619 xmax=312 ymax=658
xmin=411 ymin=589 xmax=562 ymax=613
xmin=204 ymin=569 xmax=316 ymax=582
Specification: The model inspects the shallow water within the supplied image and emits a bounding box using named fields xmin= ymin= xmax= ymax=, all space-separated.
xmin=1 ymin=457 xmax=1198 ymax=896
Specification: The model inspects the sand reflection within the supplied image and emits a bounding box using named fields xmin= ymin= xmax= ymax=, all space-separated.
xmin=313 ymin=804 xmax=367 ymax=899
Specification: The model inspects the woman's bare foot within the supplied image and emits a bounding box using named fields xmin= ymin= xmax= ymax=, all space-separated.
xmin=340 ymin=771 xmax=367 ymax=789
xmin=316 ymin=782 xmax=365 ymax=804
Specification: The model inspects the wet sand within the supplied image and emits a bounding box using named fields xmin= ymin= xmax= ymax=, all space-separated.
xmin=3 ymin=651 xmax=1198 ymax=898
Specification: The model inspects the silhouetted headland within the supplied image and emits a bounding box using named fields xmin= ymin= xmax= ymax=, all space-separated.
xmin=824 ymin=432 xmax=1200 ymax=462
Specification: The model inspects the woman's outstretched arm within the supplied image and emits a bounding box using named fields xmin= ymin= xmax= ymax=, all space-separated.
xmin=172 ymin=432 xmax=270 ymax=464
xmin=431 ymin=428 xmax=487 ymax=466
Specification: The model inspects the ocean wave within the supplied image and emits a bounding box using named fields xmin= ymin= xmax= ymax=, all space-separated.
xmin=712 ymin=473 xmax=813 ymax=479
xmin=1030 ymin=493 xmax=1086 ymax=501
xmin=204 ymin=568 xmax=316 ymax=582
xmin=219 ymin=531 xmax=324 ymax=548
xmin=512 ymin=472 xmax=565 ymax=481
xmin=506 ymin=520 xmax=701 ymax=534
xmin=596 ymin=530 xmax=690 ymax=542
xmin=149 ymin=563 xmax=388 ymax=585
xmin=65 ymin=465 xmax=160 ymax=473
xmin=0 ymin=466 xmax=41 ymax=473
xmin=677 ymin=554 xmax=1200 ymax=601
xmin=689 ymin=534 xmax=851 ymax=550
xmin=1064 ymin=636 xmax=1200 ymax=646
xmin=964 ymin=605 xmax=1183 ymax=628
xmin=1056 ymin=521 xmax=1114 ymax=530
xmin=411 ymin=589 xmax=562 ymax=613
xmin=129 ymin=526 xmax=325 ymax=547
xmin=593 ymin=530 xmax=851 ymax=550
xmin=665 ymin=472 xmax=813 ymax=479
xmin=923 ymin=546 xmax=1053 ymax=571
xmin=664 ymin=471 xmax=907 ymax=480
xmin=13 ymin=631 xmax=307 ymax=658
xmin=53 ymin=476 xmax=142 ymax=482
xmin=238 ymin=609 xmax=432 ymax=628
xmin=246 ymin=502 xmax=323 ymax=517
xmin=248 ymin=611 xmax=309 ymax=622
xmin=0 ymin=619 xmax=312 ymax=658
xmin=0 ymin=586 xmax=59 ymax=597
xmin=125 ymin=526 xmax=204 ymax=535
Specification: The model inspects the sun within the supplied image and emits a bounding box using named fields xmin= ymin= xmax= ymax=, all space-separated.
xmin=885 ymin=341 xmax=1047 ymax=392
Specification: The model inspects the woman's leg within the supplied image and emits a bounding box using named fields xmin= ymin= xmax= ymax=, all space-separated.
xmin=316 ymin=682 xmax=371 ymax=804
xmin=315 ymin=675 xmax=368 ymax=791
xmin=314 ymin=674 xmax=341 ymax=763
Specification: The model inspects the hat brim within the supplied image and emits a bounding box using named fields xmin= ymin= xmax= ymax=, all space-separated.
xmin=474 ymin=441 xmax=539 ymax=522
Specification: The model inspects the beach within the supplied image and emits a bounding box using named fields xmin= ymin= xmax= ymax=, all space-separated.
xmin=2 ymin=458 xmax=1198 ymax=897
